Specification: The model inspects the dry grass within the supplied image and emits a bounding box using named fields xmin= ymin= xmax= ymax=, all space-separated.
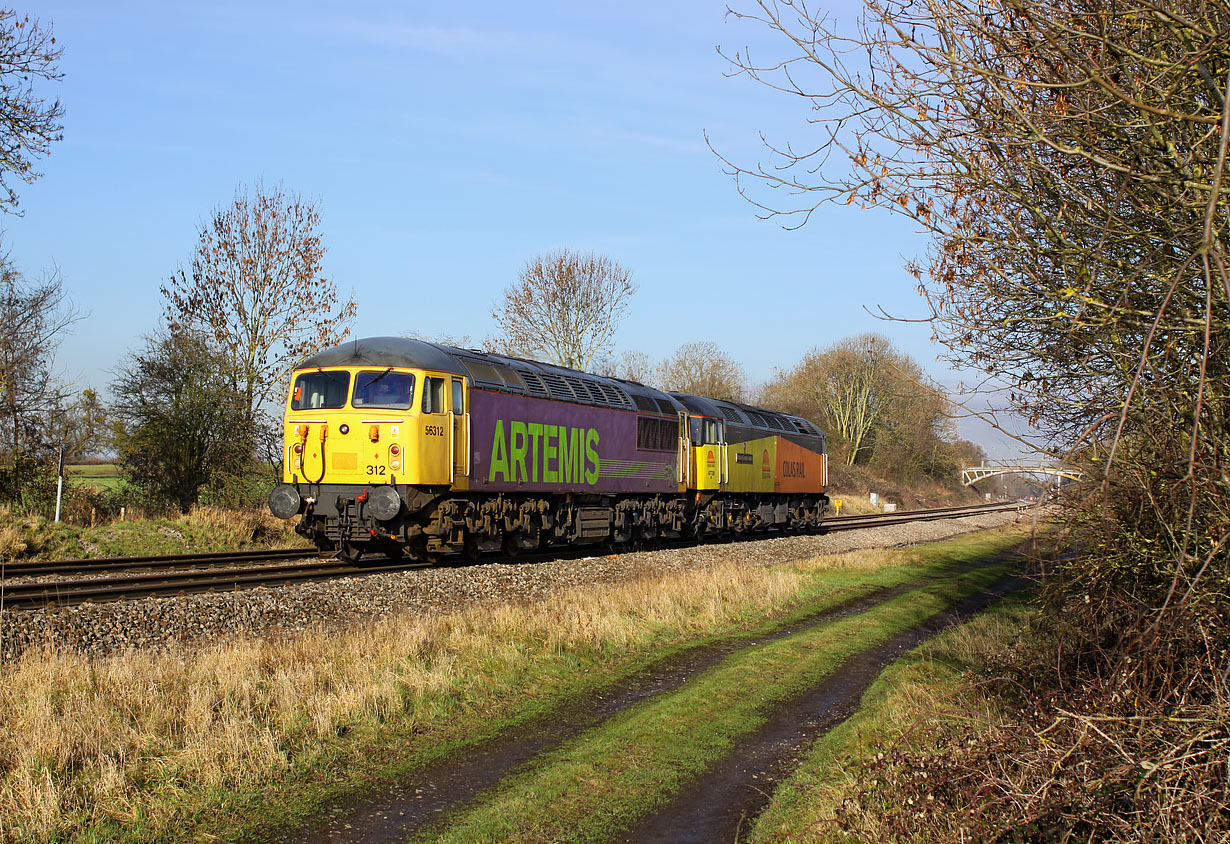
xmin=0 ymin=548 xmax=888 ymax=842
xmin=0 ymin=504 xmax=301 ymax=564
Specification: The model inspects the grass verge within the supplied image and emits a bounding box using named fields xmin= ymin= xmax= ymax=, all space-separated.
xmin=0 ymin=526 xmax=1030 ymax=844
xmin=410 ymin=555 xmax=1016 ymax=844
xmin=0 ymin=504 xmax=303 ymax=562
xmin=746 ymin=588 xmax=1036 ymax=843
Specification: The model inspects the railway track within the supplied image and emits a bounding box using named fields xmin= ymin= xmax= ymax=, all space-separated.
xmin=0 ymin=502 xmax=1026 ymax=611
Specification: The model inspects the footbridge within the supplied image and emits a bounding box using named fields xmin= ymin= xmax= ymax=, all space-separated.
xmin=961 ymin=462 xmax=1084 ymax=487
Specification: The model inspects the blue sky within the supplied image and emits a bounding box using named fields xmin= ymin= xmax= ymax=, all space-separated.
xmin=7 ymin=0 xmax=1024 ymax=456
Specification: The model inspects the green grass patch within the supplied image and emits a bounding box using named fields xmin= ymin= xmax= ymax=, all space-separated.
xmin=65 ymin=463 xmax=123 ymax=492
xmin=411 ymin=550 xmax=1019 ymax=843
xmin=747 ymin=589 xmax=1037 ymax=843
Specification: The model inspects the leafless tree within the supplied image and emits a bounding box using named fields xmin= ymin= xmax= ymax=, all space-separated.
xmin=719 ymin=0 xmax=1229 ymax=603
xmin=0 ymin=260 xmax=78 ymax=503
xmin=492 ymin=250 xmax=636 ymax=370
xmin=600 ymin=349 xmax=657 ymax=385
xmin=656 ymin=341 xmax=747 ymax=402
xmin=46 ymin=387 xmax=107 ymax=462
xmin=0 ymin=10 xmax=63 ymax=213
xmin=768 ymin=333 xmax=956 ymax=473
xmin=163 ymin=182 xmax=356 ymax=448
xmin=720 ymin=1 xmax=1230 ymax=836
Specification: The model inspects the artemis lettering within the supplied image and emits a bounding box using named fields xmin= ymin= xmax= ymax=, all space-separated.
xmin=782 ymin=461 xmax=806 ymax=478
xmin=488 ymin=420 xmax=600 ymax=485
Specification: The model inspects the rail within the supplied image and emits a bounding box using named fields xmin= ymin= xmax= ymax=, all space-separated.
xmin=1 ymin=502 xmax=1030 ymax=611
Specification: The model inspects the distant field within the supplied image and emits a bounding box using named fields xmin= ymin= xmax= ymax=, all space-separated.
xmin=68 ymin=463 xmax=124 ymax=491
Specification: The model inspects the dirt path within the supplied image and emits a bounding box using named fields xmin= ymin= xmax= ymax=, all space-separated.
xmin=267 ymin=580 xmax=928 ymax=844
xmin=618 ymin=575 xmax=1026 ymax=844
xmin=266 ymin=556 xmax=1024 ymax=844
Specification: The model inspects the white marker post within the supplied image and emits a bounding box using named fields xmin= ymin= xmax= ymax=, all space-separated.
xmin=54 ymin=446 xmax=65 ymax=523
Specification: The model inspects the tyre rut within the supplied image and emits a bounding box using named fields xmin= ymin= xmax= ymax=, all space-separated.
xmin=617 ymin=572 xmax=1028 ymax=844
xmin=266 ymin=574 xmax=959 ymax=844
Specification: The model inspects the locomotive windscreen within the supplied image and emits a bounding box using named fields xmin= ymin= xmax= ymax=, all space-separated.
xmin=352 ymin=370 xmax=414 ymax=409
xmin=291 ymin=371 xmax=351 ymax=410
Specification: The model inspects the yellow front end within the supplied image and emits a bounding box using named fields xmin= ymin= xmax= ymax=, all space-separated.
xmin=282 ymin=366 xmax=466 ymax=489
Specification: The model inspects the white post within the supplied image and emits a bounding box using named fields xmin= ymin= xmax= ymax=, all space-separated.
xmin=54 ymin=446 xmax=65 ymax=523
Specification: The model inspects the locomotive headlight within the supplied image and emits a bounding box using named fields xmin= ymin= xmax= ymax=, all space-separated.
xmin=339 ymin=424 xmax=350 ymax=435
xmin=367 ymin=485 xmax=402 ymax=521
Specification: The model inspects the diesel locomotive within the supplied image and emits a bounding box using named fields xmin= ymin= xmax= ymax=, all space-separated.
xmin=268 ymin=337 xmax=829 ymax=560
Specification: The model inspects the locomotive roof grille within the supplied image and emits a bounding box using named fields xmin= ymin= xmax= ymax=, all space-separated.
xmin=583 ymin=380 xmax=607 ymax=405
xmin=598 ymin=382 xmax=632 ymax=409
xmin=516 ymin=369 xmax=551 ymax=399
xmin=539 ymin=372 xmax=577 ymax=403
xmin=561 ymin=375 xmax=593 ymax=405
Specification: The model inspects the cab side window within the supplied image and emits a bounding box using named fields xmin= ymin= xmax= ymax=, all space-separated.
xmin=422 ymin=377 xmax=446 ymax=414
xmin=452 ymin=379 xmax=464 ymax=414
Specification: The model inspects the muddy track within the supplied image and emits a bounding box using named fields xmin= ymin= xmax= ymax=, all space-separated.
xmin=619 ymin=574 xmax=1027 ymax=844
xmin=266 ymin=555 xmax=1025 ymax=844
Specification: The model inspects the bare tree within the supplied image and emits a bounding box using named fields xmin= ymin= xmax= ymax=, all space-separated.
xmin=46 ymin=387 xmax=107 ymax=462
xmin=0 ymin=10 xmax=64 ymax=213
xmin=770 ymin=334 xmax=951 ymax=469
xmin=0 ymin=260 xmax=78 ymax=504
xmin=720 ymin=1 xmax=1230 ymax=836
xmin=718 ymin=0 xmax=1229 ymax=600
xmin=657 ymin=341 xmax=747 ymax=402
xmin=599 ymin=349 xmax=657 ymax=385
xmin=162 ymin=182 xmax=356 ymax=442
xmin=492 ymin=250 xmax=636 ymax=370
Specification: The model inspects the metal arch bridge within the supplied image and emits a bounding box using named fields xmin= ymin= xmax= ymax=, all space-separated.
xmin=961 ymin=462 xmax=1084 ymax=487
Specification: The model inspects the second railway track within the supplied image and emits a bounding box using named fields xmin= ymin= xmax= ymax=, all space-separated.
xmin=1 ymin=502 xmax=1026 ymax=611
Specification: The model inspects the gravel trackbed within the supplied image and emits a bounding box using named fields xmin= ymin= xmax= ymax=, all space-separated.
xmin=0 ymin=511 xmax=1024 ymax=661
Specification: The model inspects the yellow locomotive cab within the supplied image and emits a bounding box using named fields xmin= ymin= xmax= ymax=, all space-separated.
xmin=282 ymin=366 xmax=469 ymax=490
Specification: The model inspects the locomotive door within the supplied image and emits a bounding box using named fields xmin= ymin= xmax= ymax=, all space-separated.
xmin=449 ymin=378 xmax=469 ymax=485
xmin=677 ymin=411 xmax=691 ymax=487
